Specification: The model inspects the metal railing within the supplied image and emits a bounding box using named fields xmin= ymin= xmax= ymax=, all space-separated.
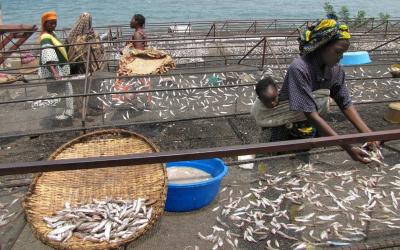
xmin=0 ymin=27 xmax=398 ymax=138
xmin=0 ymin=129 xmax=399 ymax=176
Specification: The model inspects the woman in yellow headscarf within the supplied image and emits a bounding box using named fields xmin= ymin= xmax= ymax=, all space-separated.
xmin=255 ymin=18 xmax=380 ymax=163
xmin=38 ymin=11 xmax=74 ymax=125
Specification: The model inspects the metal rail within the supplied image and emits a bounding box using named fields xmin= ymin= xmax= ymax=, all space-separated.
xmin=369 ymin=35 xmax=400 ymax=52
xmin=2 ymin=29 xmax=400 ymax=56
xmin=38 ymin=18 xmax=395 ymax=38
xmin=0 ymin=74 xmax=396 ymax=106
xmin=0 ymin=97 xmax=398 ymax=141
xmin=0 ymin=129 xmax=399 ymax=176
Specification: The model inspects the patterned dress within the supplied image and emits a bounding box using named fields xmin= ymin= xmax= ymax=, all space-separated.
xmin=38 ymin=33 xmax=74 ymax=120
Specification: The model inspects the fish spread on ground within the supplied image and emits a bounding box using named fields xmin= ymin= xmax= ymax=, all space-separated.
xmin=198 ymin=157 xmax=400 ymax=250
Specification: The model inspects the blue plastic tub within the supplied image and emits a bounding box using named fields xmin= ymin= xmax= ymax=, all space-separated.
xmin=340 ymin=51 xmax=371 ymax=66
xmin=165 ymin=158 xmax=228 ymax=212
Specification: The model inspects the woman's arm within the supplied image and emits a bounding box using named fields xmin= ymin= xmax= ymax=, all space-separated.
xmin=305 ymin=111 xmax=370 ymax=163
xmin=343 ymin=105 xmax=371 ymax=133
xmin=343 ymin=104 xmax=381 ymax=150
xmin=40 ymin=41 xmax=62 ymax=79
xmin=330 ymin=68 xmax=375 ymax=134
xmin=49 ymin=65 xmax=61 ymax=80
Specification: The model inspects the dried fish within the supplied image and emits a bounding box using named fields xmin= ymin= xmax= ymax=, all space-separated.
xmin=44 ymin=198 xmax=152 ymax=243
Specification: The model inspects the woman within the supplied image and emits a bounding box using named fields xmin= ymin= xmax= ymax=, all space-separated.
xmin=129 ymin=14 xmax=147 ymax=50
xmin=67 ymin=12 xmax=104 ymax=74
xmin=113 ymin=14 xmax=150 ymax=105
xmin=66 ymin=12 xmax=105 ymax=116
xmin=275 ymin=18 xmax=378 ymax=163
xmin=38 ymin=11 xmax=74 ymax=124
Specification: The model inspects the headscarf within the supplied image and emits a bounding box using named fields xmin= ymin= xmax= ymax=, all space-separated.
xmin=67 ymin=12 xmax=93 ymax=44
xmin=40 ymin=11 xmax=68 ymax=62
xmin=41 ymin=11 xmax=57 ymax=33
xmin=66 ymin=13 xmax=105 ymax=73
xmin=298 ymin=18 xmax=351 ymax=55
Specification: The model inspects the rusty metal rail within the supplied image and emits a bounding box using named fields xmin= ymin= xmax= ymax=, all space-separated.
xmin=0 ymin=24 xmax=38 ymax=65
xmin=0 ymin=129 xmax=399 ymax=176
xmin=0 ymin=96 xmax=398 ymax=140
xmin=0 ymin=74 xmax=396 ymax=106
xmin=369 ymin=35 xmax=400 ymax=52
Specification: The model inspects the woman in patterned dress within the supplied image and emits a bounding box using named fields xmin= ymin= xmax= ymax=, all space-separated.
xmin=277 ymin=18 xmax=379 ymax=163
xmin=38 ymin=11 xmax=74 ymax=125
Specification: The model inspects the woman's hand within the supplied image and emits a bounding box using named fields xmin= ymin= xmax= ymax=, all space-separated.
xmin=49 ymin=65 xmax=62 ymax=80
xmin=363 ymin=141 xmax=383 ymax=160
xmin=54 ymin=74 xmax=62 ymax=81
xmin=345 ymin=146 xmax=371 ymax=164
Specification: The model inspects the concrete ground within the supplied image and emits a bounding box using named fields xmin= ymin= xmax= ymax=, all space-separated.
xmin=0 ymin=64 xmax=400 ymax=249
xmin=0 ymin=101 xmax=400 ymax=249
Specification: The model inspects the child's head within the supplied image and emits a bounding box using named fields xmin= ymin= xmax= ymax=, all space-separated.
xmin=255 ymin=77 xmax=278 ymax=108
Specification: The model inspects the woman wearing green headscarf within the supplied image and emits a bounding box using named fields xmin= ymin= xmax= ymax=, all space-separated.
xmin=273 ymin=18 xmax=378 ymax=163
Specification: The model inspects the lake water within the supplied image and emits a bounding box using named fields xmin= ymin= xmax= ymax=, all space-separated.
xmin=2 ymin=0 xmax=399 ymax=28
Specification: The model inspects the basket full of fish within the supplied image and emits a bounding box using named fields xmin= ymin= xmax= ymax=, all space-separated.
xmin=23 ymin=129 xmax=167 ymax=250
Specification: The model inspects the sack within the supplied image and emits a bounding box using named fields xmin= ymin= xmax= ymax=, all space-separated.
xmin=118 ymin=46 xmax=176 ymax=76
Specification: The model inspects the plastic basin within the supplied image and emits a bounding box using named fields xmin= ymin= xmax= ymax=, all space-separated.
xmin=340 ymin=51 xmax=371 ymax=66
xmin=165 ymin=158 xmax=228 ymax=212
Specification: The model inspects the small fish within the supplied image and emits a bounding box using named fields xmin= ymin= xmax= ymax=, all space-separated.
xmin=295 ymin=212 xmax=315 ymax=222
xmin=48 ymin=225 xmax=76 ymax=236
xmin=293 ymin=242 xmax=307 ymax=250
xmin=317 ymin=214 xmax=339 ymax=221
xmin=44 ymin=198 xmax=151 ymax=243
xmin=391 ymin=191 xmax=398 ymax=209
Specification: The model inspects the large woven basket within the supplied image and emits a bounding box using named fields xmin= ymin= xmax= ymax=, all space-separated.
xmin=23 ymin=129 xmax=167 ymax=250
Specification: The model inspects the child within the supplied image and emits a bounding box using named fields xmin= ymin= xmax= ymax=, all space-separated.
xmin=252 ymin=77 xmax=325 ymax=142
xmin=255 ymin=77 xmax=279 ymax=109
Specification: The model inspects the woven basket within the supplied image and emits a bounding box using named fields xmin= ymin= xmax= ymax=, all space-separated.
xmin=23 ymin=129 xmax=167 ymax=250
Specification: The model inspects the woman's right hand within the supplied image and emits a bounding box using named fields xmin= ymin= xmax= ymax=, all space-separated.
xmin=49 ymin=65 xmax=62 ymax=80
xmin=345 ymin=146 xmax=371 ymax=164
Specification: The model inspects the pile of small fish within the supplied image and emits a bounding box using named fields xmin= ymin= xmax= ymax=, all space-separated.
xmin=93 ymin=62 xmax=400 ymax=124
xmin=198 ymin=160 xmax=400 ymax=250
xmin=347 ymin=67 xmax=400 ymax=103
xmin=94 ymin=35 xmax=400 ymax=125
xmin=358 ymin=143 xmax=386 ymax=166
xmin=44 ymin=198 xmax=155 ymax=243
xmin=97 ymin=71 xmax=261 ymax=121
